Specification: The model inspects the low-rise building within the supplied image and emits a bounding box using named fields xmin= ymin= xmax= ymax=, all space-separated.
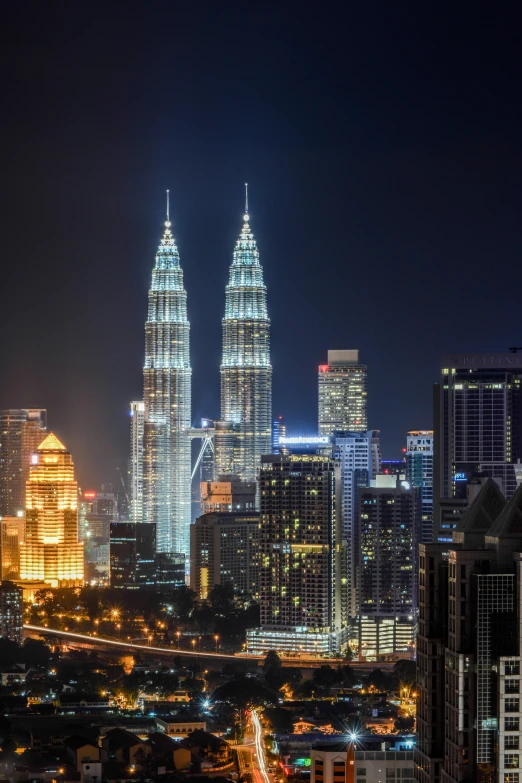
xmin=311 ymin=742 xmax=414 ymax=783
xmin=155 ymin=717 xmax=206 ymax=737
xmin=64 ymin=735 xmax=100 ymax=771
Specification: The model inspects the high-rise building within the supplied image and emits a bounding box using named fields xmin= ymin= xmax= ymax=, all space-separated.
xmin=155 ymin=551 xmax=186 ymax=590
xmin=332 ymin=430 xmax=380 ymax=624
xmin=358 ymin=476 xmax=417 ymax=658
xmin=20 ymin=433 xmax=83 ymax=587
xmin=0 ymin=516 xmax=24 ymax=580
xmin=129 ymin=401 xmax=145 ymax=524
xmin=406 ymin=430 xmax=434 ymax=543
xmin=318 ymin=351 xmax=367 ymax=436
xmin=434 ymin=352 xmax=522 ymax=535
xmin=109 ymin=522 xmax=136 ymax=588
xmin=0 ymin=409 xmax=46 ymax=517
xmin=136 ymin=522 xmax=156 ymax=587
xmin=0 ymin=581 xmax=23 ymax=642
xmin=190 ymin=511 xmax=260 ymax=600
xmin=272 ymin=416 xmax=286 ymax=454
xmin=200 ymin=475 xmax=256 ymax=514
xmin=79 ymin=487 xmax=116 ymax=584
xmin=143 ymin=202 xmax=191 ymax=557
xmin=220 ymin=194 xmax=271 ymax=483
xmin=415 ymin=479 xmax=522 ymax=783
xmin=246 ymin=452 xmax=346 ymax=656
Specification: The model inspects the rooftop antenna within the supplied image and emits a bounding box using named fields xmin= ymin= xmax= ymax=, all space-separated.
xmin=245 ymin=182 xmax=249 ymax=214
xmin=166 ymin=189 xmax=170 ymax=222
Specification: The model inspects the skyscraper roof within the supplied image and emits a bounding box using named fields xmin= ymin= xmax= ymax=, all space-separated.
xmin=37 ymin=432 xmax=66 ymax=452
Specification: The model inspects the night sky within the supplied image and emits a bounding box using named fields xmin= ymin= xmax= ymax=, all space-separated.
xmin=2 ymin=3 xmax=522 ymax=488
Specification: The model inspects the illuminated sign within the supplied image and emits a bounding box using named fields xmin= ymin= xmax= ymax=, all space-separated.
xmin=83 ymin=491 xmax=97 ymax=499
xmin=319 ymin=365 xmax=329 ymax=372
xmin=279 ymin=436 xmax=330 ymax=445
xmin=454 ymin=473 xmax=467 ymax=482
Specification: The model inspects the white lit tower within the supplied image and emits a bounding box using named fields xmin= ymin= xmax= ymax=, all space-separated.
xmin=220 ymin=186 xmax=272 ymax=482
xmin=143 ymin=193 xmax=192 ymax=557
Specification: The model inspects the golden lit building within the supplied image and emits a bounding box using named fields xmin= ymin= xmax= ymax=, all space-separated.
xmin=20 ymin=432 xmax=83 ymax=587
xmin=0 ymin=515 xmax=24 ymax=580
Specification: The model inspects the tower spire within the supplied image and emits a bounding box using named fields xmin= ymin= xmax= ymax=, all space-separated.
xmin=244 ymin=182 xmax=249 ymax=219
xmin=166 ymin=189 xmax=170 ymax=222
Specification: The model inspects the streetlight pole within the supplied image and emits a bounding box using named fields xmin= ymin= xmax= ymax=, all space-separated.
xmin=214 ymin=634 xmax=219 ymax=654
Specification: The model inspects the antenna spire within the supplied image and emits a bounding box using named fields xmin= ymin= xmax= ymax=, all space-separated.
xmin=166 ymin=189 xmax=170 ymax=222
xmin=245 ymin=182 xmax=249 ymax=214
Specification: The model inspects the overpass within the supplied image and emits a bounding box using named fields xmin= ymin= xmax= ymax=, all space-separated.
xmin=24 ymin=625 xmax=396 ymax=670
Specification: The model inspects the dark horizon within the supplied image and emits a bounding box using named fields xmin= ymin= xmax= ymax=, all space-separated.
xmin=2 ymin=3 xmax=522 ymax=488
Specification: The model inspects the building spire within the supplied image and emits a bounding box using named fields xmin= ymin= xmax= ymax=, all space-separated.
xmin=166 ymin=189 xmax=170 ymax=223
xmin=244 ymin=182 xmax=249 ymax=221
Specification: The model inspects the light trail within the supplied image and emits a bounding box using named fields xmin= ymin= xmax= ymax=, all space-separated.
xmin=252 ymin=709 xmax=270 ymax=783
xmin=24 ymin=625 xmax=398 ymax=669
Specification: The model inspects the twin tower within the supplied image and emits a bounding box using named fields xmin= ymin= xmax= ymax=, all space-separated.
xmin=142 ymin=191 xmax=271 ymax=558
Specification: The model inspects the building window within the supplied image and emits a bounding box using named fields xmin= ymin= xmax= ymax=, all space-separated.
xmin=505 ymin=754 xmax=520 ymax=769
xmin=505 ymin=698 xmax=520 ymax=713
xmin=506 ymin=680 xmax=520 ymax=694
xmin=506 ymin=661 xmax=521 ymax=676
xmin=506 ymin=736 xmax=520 ymax=750
xmin=504 ymin=774 xmax=519 ymax=783
xmin=506 ymin=718 xmax=520 ymax=731
xmin=356 ymin=771 xmax=366 ymax=777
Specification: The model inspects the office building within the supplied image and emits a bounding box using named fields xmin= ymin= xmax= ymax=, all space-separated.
xmin=0 ymin=516 xmax=24 ymax=580
xmin=0 ymin=409 xmax=46 ymax=517
xmin=415 ymin=479 xmax=522 ymax=783
xmin=200 ymin=475 xmax=256 ymax=514
xmin=318 ymin=350 xmax=367 ymax=436
xmin=380 ymin=458 xmax=406 ymax=477
xmin=109 ymin=522 xmax=136 ymax=588
xmin=78 ymin=486 xmax=116 ymax=584
xmin=272 ymin=416 xmax=286 ymax=454
xmin=20 ymin=433 xmax=83 ymax=587
xmin=406 ymin=430 xmax=434 ymax=543
xmin=220 ymin=195 xmax=272 ymax=482
xmin=155 ymin=551 xmax=185 ymax=589
xmin=129 ymin=401 xmax=145 ymax=524
xmin=434 ymin=352 xmax=522 ymax=536
xmin=143 ymin=203 xmax=191 ymax=556
xmin=136 ymin=522 xmax=156 ymax=587
xmin=0 ymin=581 xmax=23 ymax=642
xmin=190 ymin=511 xmax=260 ymax=600
xmin=332 ymin=430 xmax=380 ymax=624
xmin=247 ymin=453 xmax=345 ymax=656
xmin=358 ymin=476 xmax=417 ymax=658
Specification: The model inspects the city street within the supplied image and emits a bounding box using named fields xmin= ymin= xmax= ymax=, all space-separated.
xmin=236 ymin=710 xmax=272 ymax=783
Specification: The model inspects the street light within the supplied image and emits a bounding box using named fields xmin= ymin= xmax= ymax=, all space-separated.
xmin=191 ymin=638 xmax=196 ymax=652
xmin=176 ymin=630 xmax=181 ymax=648
xmin=214 ymin=634 xmax=219 ymax=653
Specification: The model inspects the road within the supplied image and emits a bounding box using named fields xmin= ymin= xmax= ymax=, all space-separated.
xmin=25 ymin=625 xmax=398 ymax=669
xmin=236 ymin=710 xmax=271 ymax=783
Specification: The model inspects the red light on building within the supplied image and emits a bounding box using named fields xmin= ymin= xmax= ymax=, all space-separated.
xmin=402 ymin=448 xmax=407 ymax=453
xmin=319 ymin=365 xmax=329 ymax=372
xmin=83 ymin=491 xmax=97 ymax=499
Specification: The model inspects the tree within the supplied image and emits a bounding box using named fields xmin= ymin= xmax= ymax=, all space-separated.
xmin=79 ymin=586 xmax=102 ymax=622
xmin=208 ymin=583 xmax=236 ymax=615
xmin=340 ymin=665 xmax=360 ymax=689
xmin=366 ymin=668 xmax=393 ymax=692
xmin=213 ymin=678 xmax=277 ymax=708
xmin=313 ymin=665 xmax=343 ymax=689
xmin=171 ymin=585 xmax=196 ymax=623
xmin=393 ymin=660 xmax=416 ymax=689
xmin=264 ymin=707 xmax=294 ymax=734
xmin=22 ymin=638 xmax=50 ymax=667
xmin=263 ymin=650 xmax=282 ymax=672
xmin=192 ymin=604 xmax=215 ymax=635
xmin=394 ymin=715 xmax=415 ymax=733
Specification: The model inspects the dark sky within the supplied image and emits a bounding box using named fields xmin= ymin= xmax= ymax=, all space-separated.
xmin=1 ymin=2 xmax=522 ymax=488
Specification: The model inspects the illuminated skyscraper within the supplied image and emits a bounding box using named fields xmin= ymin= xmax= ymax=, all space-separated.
xmin=318 ymin=351 xmax=367 ymax=436
xmin=272 ymin=415 xmax=286 ymax=454
xmin=220 ymin=188 xmax=271 ymax=483
xmin=20 ymin=432 xmax=83 ymax=587
xmin=143 ymin=198 xmax=191 ymax=556
xmin=0 ymin=516 xmax=24 ymax=580
xmin=406 ymin=429 xmax=434 ymax=543
xmin=0 ymin=409 xmax=46 ymax=517
xmin=129 ymin=401 xmax=145 ymax=524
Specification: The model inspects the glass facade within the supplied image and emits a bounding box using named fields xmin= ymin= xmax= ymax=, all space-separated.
xmin=221 ymin=210 xmax=271 ymax=483
xmin=406 ymin=430 xmax=434 ymax=544
xmin=0 ymin=409 xmax=46 ymax=517
xmin=129 ymin=400 xmax=145 ymax=524
xmin=143 ymin=215 xmax=191 ymax=556
xmin=318 ymin=351 xmax=367 ymax=436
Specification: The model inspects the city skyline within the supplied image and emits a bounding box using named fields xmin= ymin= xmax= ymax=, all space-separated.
xmin=3 ymin=5 xmax=521 ymax=488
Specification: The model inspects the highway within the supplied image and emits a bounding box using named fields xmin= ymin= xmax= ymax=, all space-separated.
xmin=24 ymin=625 xmax=397 ymax=669
xmin=235 ymin=710 xmax=271 ymax=783
xmin=252 ymin=709 xmax=270 ymax=783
